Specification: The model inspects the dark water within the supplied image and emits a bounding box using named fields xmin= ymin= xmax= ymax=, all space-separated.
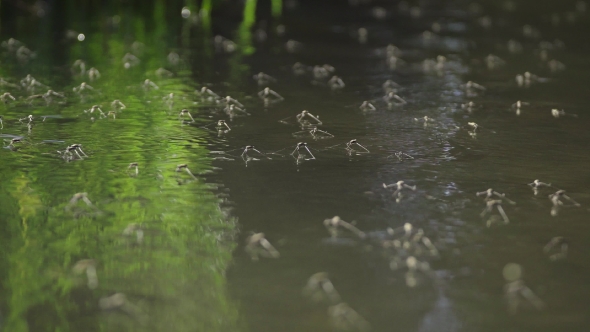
xmin=1 ymin=0 xmax=590 ymax=331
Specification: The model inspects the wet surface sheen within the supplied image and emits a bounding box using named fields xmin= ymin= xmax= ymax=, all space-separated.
xmin=1 ymin=1 xmax=590 ymax=332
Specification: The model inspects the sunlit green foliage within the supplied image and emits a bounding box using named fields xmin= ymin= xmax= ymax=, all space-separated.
xmin=0 ymin=1 xmax=244 ymax=331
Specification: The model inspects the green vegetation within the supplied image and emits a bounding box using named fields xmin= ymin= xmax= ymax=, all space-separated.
xmin=0 ymin=1 xmax=249 ymax=331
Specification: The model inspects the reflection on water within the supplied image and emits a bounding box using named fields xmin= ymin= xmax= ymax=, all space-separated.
xmin=0 ymin=2 xmax=240 ymax=331
xmin=2 ymin=0 xmax=590 ymax=331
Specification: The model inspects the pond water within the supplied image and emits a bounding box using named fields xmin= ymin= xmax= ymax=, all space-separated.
xmin=1 ymin=0 xmax=590 ymax=331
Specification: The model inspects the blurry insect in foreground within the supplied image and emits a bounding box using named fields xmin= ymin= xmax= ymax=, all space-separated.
xmin=142 ymin=79 xmax=159 ymax=91
xmin=245 ymin=233 xmax=280 ymax=261
xmin=511 ymin=100 xmax=529 ymax=115
xmin=128 ymin=162 xmax=139 ymax=176
xmin=175 ymin=164 xmax=198 ymax=180
xmin=163 ymin=92 xmax=175 ymax=109
xmin=71 ymin=59 xmax=86 ymax=76
xmin=303 ymin=272 xmax=342 ymax=304
xmin=84 ymin=105 xmax=106 ymax=118
xmin=87 ymin=67 xmax=101 ymax=81
xmin=544 ymin=237 xmax=568 ymax=261
xmin=178 ymin=109 xmax=195 ymax=123
xmin=27 ymin=89 xmax=66 ymax=106
xmin=122 ymin=52 xmax=140 ymax=68
xmin=485 ymin=54 xmax=506 ymax=70
xmin=123 ymin=223 xmax=144 ymax=244
xmin=549 ymin=190 xmax=581 ymax=216
xmin=461 ymin=101 xmax=478 ymax=114
xmin=516 ymin=71 xmax=549 ymax=88
xmin=383 ymin=180 xmax=416 ymax=202
xmin=72 ymin=259 xmax=98 ymax=289
xmin=217 ymin=95 xmax=245 ymax=109
xmin=213 ymin=35 xmax=237 ymax=53
xmin=312 ymin=64 xmax=335 ymax=81
xmin=503 ymin=263 xmax=545 ymax=315
xmin=111 ymin=99 xmax=126 ymax=111
xmin=476 ymin=188 xmax=516 ymax=205
xmin=2 ymin=135 xmax=24 ymax=149
xmin=551 ymin=108 xmax=577 ymax=118
xmin=210 ymin=145 xmax=273 ymax=163
xmin=382 ymin=79 xmax=400 ymax=93
xmin=324 ymin=216 xmax=366 ymax=239
xmin=327 ymin=75 xmax=345 ymax=91
xmin=224 ymin=104 xmax=250 ymax=120
xmin=195 ymin=87 xmax=220 ymax=102
xmin=383 ymin=91 xmax=407 ymax=107
xmin=155 ymin=67 xmax=173 ymax=78
xmin=258 ymin=87 xmax=284 ymax=105
xmin=253 ymin=72 xmax=276 ymax=85
xmin=481 ymin=200 xmax=510 ymax=227
xmin=99 ymin=293 xmax=147 ymax=324
xmin=292 ymin=62 xmax=311 ymax=76
xmin=65 ymin=192 xmax=93 ymax=212
xmin=414 ymin=116 xmax=436 ymax=127
xmin=73 ymin=82 xmax=94 ymax=94
xmin=328 ymin=302 xmax=371 ymax=332
xmin=422 ymin=55 xmax=446 ymax=74
xmin=1 ymin=92 xmax=15 ymax=105
xmin=528 ymin=179 xmax=552 ymax=195
xmin=390 ymin=256 xmax=433 ymax=288
xmin=461 ymin=81 xmax=486 ymax=97
xmin=359 ymin=101 xmax=376 ymax=112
